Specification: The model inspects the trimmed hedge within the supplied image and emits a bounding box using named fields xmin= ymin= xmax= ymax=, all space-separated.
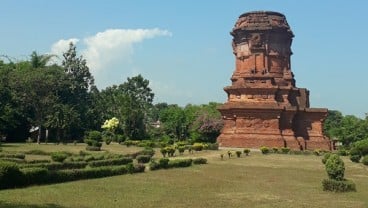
xmin=2 ymin=164 xmax=144 ymax=190
xmin=350 ymin=154 xmax=361 ymax=163
xmin=150 ymin=158 xmax=196 ymax=171
xmin=51 ymin=152 xmax=68 ymax=162
xmin=88 ymin=157 xmax=133 ymax=168
xmin=193 ymin=158 xmax=207 ymax=164
xmin=20 ymin=161 xmax=88 ymax=171
xmin=0 ymin=153 xmax=26 ymax=159
xmin=0 ymin=162 xmax=23 ymax=189
xmin=322 ymin=179 xmax=356 ymax=192
xmin=136 ymin=155 xmax=152 ymax=164
xmin=24 ymin=149 xmax=50 ymax=155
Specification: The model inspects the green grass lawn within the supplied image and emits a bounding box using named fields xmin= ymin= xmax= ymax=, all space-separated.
xmin=1 ymin=143 xmax=368 ymax=208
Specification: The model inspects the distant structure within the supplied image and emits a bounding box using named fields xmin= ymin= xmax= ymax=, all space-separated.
xmin=217 ymin=11 xmax=331 ymax=150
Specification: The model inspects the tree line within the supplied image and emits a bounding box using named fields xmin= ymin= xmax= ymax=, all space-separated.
xmin=0 ymin=43 xmax=223 ymax=144
xmin=1 ymin=43 xmax=367 ymax=147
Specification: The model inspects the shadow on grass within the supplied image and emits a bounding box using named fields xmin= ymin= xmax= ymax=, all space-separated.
xmin=0 ymin=201 xmax=66 ymax=208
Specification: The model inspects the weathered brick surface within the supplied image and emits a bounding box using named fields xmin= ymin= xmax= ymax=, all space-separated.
xmin=217 ymin=11 xmax=331 ymax=151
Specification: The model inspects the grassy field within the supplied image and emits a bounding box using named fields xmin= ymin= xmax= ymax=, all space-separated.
xmin=1 ymin=143 xmax=368 ymax=208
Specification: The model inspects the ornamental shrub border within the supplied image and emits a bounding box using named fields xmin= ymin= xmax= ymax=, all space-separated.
xmin=322 ymin=179 xmax=356 ymax=192
xmin=1 ymin=162 xmax=145 ymax=190
xmin=149 ymin=157 xmax=207 ymax=171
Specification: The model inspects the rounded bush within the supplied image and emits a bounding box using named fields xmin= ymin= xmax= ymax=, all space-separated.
xmin=160 ymin=148 xmax=167 ymax=157
xmin=235 ymin=151 xmax=242 ymax=158
xmin=325 ymin=154 xmax=345 ymax=181
xmin=260 ymin=146 xmax=269 ymax=154
xmin=272 ymin=147 xmax=279 ymax=153
xmin=50 ymin=152 xmax=68 ymax=162
xmin=86 ymin=130 xmax=102 ymax=141
xmin=281 ymin=147 xmax=290 ymax=154
xmin=350 ymin=154 xmax=361 ymax=163
xmin=178 ymin=146 xmax=185 ymax=154
xmin=362 ymin=155 xmax=368 ymax=166
xmin=192 ymin=143 xmax=204 ymax=151
xmin=243 ymin=148 xmax=250 ymax=156
xmin=322 ymin=152 xmax=332 ymax=164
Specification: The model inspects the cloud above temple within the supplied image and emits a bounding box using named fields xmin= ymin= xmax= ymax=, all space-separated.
xmin=49 ymin=28 xmax=172 ymax=75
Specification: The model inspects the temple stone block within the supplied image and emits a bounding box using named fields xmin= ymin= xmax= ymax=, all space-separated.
xmin=217 ymin=11 xmax=331 ymax=150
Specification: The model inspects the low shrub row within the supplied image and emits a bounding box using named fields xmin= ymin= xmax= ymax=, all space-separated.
xmin=0 ymin=153 xmax=26 ymax=159
xmin=88 ymin=157 xmax=133 ymax=168
xmin=136 ymin=155 xmax=152 ymax=163
xmin=1 ymin=161 xmax=145 ymax=189
xmin=322 ymin=179 xmax=356 ymax=192
xmin=20 ymin=161 xmax=89 ymax=171
xmin=149 ymin=158 xmax=207 ymax=171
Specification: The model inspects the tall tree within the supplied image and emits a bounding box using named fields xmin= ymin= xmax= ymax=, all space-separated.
xmin=118 ymin=75 xmax=154 ymax=139
xmin=61 ymin=42 xmax=95 ymax=138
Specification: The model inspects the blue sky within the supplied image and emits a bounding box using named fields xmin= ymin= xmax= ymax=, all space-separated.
xmin=1 ymin=1 xmax=367 ymax=117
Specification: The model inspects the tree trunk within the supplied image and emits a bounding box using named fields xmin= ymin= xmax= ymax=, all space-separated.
xmin=37 ymin=126 xmax=41 ymax=144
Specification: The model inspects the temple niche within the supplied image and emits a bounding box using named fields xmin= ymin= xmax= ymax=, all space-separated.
xmin=217 ymin=11 xmax=331 ymax=150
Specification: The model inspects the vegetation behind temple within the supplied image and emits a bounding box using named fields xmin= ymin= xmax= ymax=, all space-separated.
xmin=1 ymin=45 xmax=367 ymax=149
xmin=0 ymin=44 xmax=223 ymax=145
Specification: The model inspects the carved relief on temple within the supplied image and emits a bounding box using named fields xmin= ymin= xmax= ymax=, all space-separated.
xmin=217 ymin=11 xmax=331 ymax=150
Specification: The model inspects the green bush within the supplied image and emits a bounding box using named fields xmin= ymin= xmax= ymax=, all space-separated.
xmin=86 ymin=130 xmax=102 ymax=141
xmin=193 ymin=158 xmax=207 ymax=164
xmin=168 ymin=159 xmax=193 ymax=168
xmin=192 ymin=143 xmax=204 ymax=151
xmin=165 ymin=146 xmax=176 ymax=157
xmin=0 ymin=162 xmax=23 ymax=189
xmin=362 ymin=155 xmax=368 ymax=166
xmin=50 ymin=152 xmax=68 ymax=162
xmin=88 ymin=157 xmax=133 ymax=168
xmin=337 ymin=149 xmax=348 ymax=156
xmin=352 ymin=139 xmax=368 ymax=156
xmin=207 ymin=143 xmax=219 ymax=150
xmin=272 ymin=147 xmax=279 ymax=153
xmin=325 ymin=154 xmax=345 ymax=181
xmin=159 ymin=158 xmax=169 ymax=169
xmin=260 ymin=146 xmax=269 ymax=154
xmin=21 ymin=167 xmax=49 ymax=185
xmin=322 ymin=179 xmax=356 ymax=192
xmin=322 ymin=153 xmax=332 ymax=164
xmin=243 ymin=148 xmax=250 ymax=156
xmin=350 ymin=154 xmax=361 ymax=163
xmin=136 ymin=155 xmax=152 ymax=164
xmin=235 ymin=151 xmax=242 ymax=158
xmin=281 ymin=147 xmax=290 ymax=154
xmin=313 ymin=149 xmax=321 ymax=156
xmin=149 ymin=160 xmax=160 ymax=170
xmin=177 ymin=146 xmax=185 ymax=155
xmin=104 ymin=137 xmax=112 ymax=145
xmin=20 ymin=161 xmax=88 ymax=171
xmin=160 ymin=148 xmax=167 ymax=157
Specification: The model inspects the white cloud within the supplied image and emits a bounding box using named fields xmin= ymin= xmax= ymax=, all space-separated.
xmin=82 ymin=28 xmax=172 ymax=73
xmin=50 ymin=38 xmax=79 ymax=61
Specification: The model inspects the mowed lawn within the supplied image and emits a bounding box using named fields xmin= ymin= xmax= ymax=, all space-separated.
xmin=1 ymin=143 xmax=368 ymax=208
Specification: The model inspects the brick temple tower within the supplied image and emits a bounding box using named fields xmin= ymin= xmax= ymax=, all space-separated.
xmin=217 ymin=11 xmax=331 ymax=150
